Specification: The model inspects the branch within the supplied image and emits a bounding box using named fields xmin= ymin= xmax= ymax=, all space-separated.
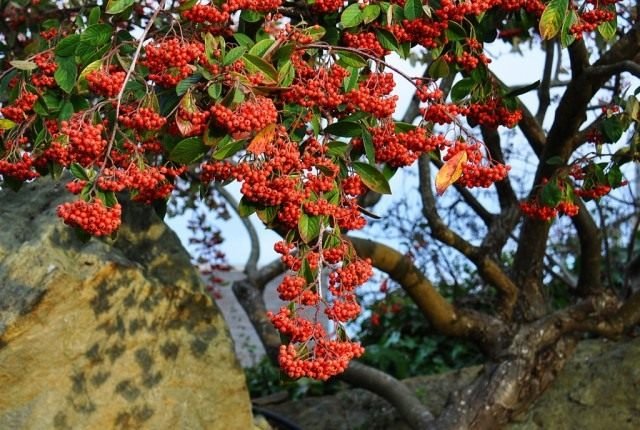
xmin=571 ymin=198 xmax=603 ymax=294
xmin=215 ymin=184 xmax=260 ymax=278
xmin=536 ymin=40 xmax=555 ymax=123
xmin=340 ymin=362 xmax=435 ymax=429
xmin=586 ymin=60 xmax=640 ymax=79
xmin=349 ymin=236 xmax=509 ymax=353
xmin=418 ymin=155 xmax=518 ymax=318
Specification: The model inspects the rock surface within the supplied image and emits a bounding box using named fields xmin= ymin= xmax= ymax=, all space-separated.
xmin=0 ymin=179 xmax=254 ymax=429
xmin=263 ymin=337 xmax=640 ymax=430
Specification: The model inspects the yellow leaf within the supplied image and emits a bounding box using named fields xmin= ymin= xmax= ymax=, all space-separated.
xmin=435 ymin=150 xmax=467 ymax=195
xmin=247 ymin=123 xmax=276 ymax=155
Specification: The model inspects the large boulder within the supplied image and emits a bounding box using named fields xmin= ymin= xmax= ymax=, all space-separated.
xmin=0 ymin=179 xmax=254 ymax=429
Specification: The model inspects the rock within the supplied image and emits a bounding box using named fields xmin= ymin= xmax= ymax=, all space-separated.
xmin=0 ymin=179 xmax=254 ymax=429
xmin=262 ymin=337 xmax=640 ymax=430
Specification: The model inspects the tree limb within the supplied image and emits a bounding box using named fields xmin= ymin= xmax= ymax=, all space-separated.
xmin=349 ymin=236 xmax=509 ymax=354
xmin=418 ymin=155 xmax=519 ymax=319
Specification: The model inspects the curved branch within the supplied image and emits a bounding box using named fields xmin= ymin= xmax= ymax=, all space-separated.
xmin=215 ymin=184 xmax=260 ymax=278
xmin=341 ymin=362 xmax=435 ymax=429
xmin=349 ymin=236 xmax=509 ymax=353
xmin=418 ymin=155 xmax=518 ymax=318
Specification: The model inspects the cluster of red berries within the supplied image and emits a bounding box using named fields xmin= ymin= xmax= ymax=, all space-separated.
xmin=56 ymin=200 xmax=122 ymax=236
xmin=59 ymin=119 xmax=107 ymax=167
xmin=311 ymin=0 xmax=343 ymax=13
xmin=0 ymin=154 xmax=39 ymax=182
xmin=87 ymin=67 xmax=127 ymax=98
xmin=346 ymin=73 xmax=398 ymax=118
xmin=143 ymin=38 xmax=204 ymax=87
xmin=571 ymin=8 xmax=616 ymax=37
xmin=343 ymin=32 xmax=387 ymax=59
xmin=119 ymin=107 xmax=167 ymax=131
xmin=176 ymin=105 xmax=210 ymax=137
xmin=282 ymin=63 xmax=350 ymax=110
xmin=0 ymin=92 xmax=38 ymax=122
xmin=210 ymin=97 xmax=277 ymax=135
xmin=444 ymin=142 xmax=510 ymax=188
xmin=32 ymin=53 xmax=57 ymax=88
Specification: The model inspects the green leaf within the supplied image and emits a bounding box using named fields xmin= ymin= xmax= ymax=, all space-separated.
xmin=446 ymin=21 xmax=467 ymax=41
xmin=325 ymin=121 xmax=363 ymax=137
xmin=362 ymin=128 xmax=376 ymax=165
xmin=404 ymin=0 xmax=423 ymax=21
xmin=89 ymin=6 xmax=101 ymax=25
xmin=451 ymin=78 xmax=475 ymax=102
xmin=560 ymin=9 xmax=578 ymax=47
xmin=298 ymin=213 xmax=322 ymax=243
xmin=54 ymin=56 xmax=77 ymax=94
xmin=539 ymin=0 xmax=568 ymax=40
xmin=233 ymin=33 xmax=255 ymax=48
xmin=80 ymin=24 xmax=113 ymax=47
xmin=176 ymin=73 xmax=202 ymax=96
xmin=69 ymin=163 xmax=90 ymax=181
xmin=394 ymin=122 xmax=416 ymax=133
xmin=545 ymin=156 xmax=564 ymax=166
xmin=208 ymin=82 xmax=222 ymax=100
xmin=238 ymin=197 xmax=258 ymax=217
xmin=106 ymin=0 xmax=134 ymax=14
xmin=213 ymin=138 xmax=244 ymax=160
xmin=540 ymin=181 xmax=562 ymax=207
xmin=607 ymin=165 xmax=623 ymax=187
xmin=601 ymin=116 xmax=624 ymax=143
xmin=327 ymin=141 xmax=350 ymax=157
xmin=302 ymin=26 xmax=327 ymax=42
xmin=428 ymin=57 xmax=450 ymax=79
xmin=278 ymin=60 xmax=295 ymax=87
xmin=55 ymin=34 xmax=81 ymax=56
xmin=341 ymin=4 xmax=364 ymax=28
xmin=0 ymin=119 xmax=17 ymax=130
xmin=248 ymin=38 xmax=274 ymax=57
xmin=375 ymin=28 xmax=399 ymax=52
xmin=169 ymin=137 xmax=208 ymax=164
xmin=242 ymin=54 xmax=278 ymax=83
xmin=58 ymin=100 xmax=75 ymax=120
xmin=353 ymin=162 xmax=391 ymax=194
xmin=223 ymin=46 xmax=247 ymax=66
xmin=257 ymin=205 xmax=279 ymax=225
xmin=363 ymin=4 xmax=381 ymax=24
xmin=10 ymin=60 xmax=37 ymax=71
xmin=240 ymin=9 xmax=262 ymax=23
xmin=336 ymin=51 xmax=368 ymax=68
xmin=597 ymin=10 xmax=617 ymax=41
xmin=96 ymin=190 xmax=118 ymax=208
xmin=343 ymin=67 xmax=359 ymax=92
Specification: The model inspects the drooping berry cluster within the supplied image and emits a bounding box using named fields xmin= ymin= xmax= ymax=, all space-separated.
xmin=56 ymin=200 xmax=122 ymax=236
xmin=87 ymin=67 xmax=127 ymax=98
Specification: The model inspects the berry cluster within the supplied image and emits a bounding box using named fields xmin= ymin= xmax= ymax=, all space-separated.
xmin=1 ymin=92 xmax=38 ymax=122
xmin=143 ymin=38 xmax=204 ymax=87
xmin=443 ymin=142 xmax=510 ymax=189
xmin=56 ymin=200 xmax=122 ymax=236
xmin=119 ymin=107 xmax=167 ymax=131
xmin=210 ymin=96 xmax=277 ymax=136
xmin=31 ymin=53 xmax=57 ymax=88
xmin=87 ymin=67 xmax=127 ymax=98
